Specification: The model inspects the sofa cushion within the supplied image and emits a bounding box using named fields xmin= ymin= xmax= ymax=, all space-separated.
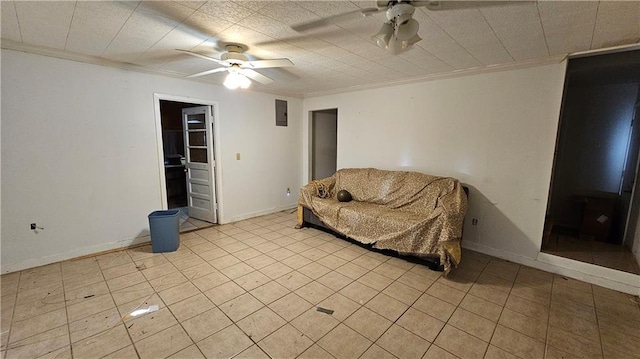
xmin=310 ymin=197 xmax=429 ymax=244
xmin=335 ymin=168 xmax=456 ymax=215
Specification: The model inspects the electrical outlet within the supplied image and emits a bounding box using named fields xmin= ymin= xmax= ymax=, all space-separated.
xmin=471 ymin=218 xmax=478 ymax=226
xmin=30 ymin=223 xmax=44 ymax=231
xmin=235 ymin=153 xmax=241 ymax=160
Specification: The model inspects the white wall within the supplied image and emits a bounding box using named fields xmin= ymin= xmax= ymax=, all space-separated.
xmin=1 ymin=49 xmax=302 ymax=273
xmin=303 ymin=62 xmax=640 ymax=295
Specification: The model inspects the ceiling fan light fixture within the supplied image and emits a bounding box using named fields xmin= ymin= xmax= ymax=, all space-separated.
xmin=387 ymin=37 xmax=406 ymax=55
xmin=179 ymin=44 xmax=289 ymax=86
xmin=396 ymin=12 xmax=413 ymax=26
xmin=373 ymin=3 xmax=420 ymax=53
xmin=387 ymin=32 xmax=422 ymax=55
xmin=223 ymin=70 xmax=251 ymax=90
xmin=239 ymin=73 xmax=252 ymax=89
xmin=387 ymin=3 xmax=415 ymax=23
xmin=372 ymin=22 xmax=394 ymax=49
xmin=402 ymin=33 xmax=422 ymax=48
xmin=396 ymin=18 xmax=420 ymax=41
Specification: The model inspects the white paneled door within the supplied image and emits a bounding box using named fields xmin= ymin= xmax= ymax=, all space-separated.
xmin=182 ymin=106 xmax=217 ymax=223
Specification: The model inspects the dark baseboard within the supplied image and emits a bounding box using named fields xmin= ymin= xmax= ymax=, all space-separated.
xmin=302 ymin=207 xmax=444 ymax=272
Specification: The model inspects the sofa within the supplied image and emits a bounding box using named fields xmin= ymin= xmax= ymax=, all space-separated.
xmin=297 ymin=168 xmax=468 ymax=272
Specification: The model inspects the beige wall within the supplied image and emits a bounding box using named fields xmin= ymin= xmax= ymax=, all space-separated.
xmin=302 ymin=61 xmax=640 ymax=294
xmin=1 ymin=49 xmax=303 ymax=272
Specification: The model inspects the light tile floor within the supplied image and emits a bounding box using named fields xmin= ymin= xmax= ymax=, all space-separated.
xmin=1 ymin=210 xmax=639 ymax=359
xmin=176 ymin=207 xmax=215 ymax=233
xmin=543 ymin=233 xmax=640 ymax=275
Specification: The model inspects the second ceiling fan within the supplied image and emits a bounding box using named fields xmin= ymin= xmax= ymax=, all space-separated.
xmin=292 ymin=1 xmax=512 ymax=54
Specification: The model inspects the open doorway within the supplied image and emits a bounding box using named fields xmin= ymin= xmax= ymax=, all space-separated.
xmin=310 ymin=109 xmax=338 ymax=180
xmin=543 ymin=50 xmax=640 ymax=274
xmin=158 ymin=99 xmax=219 ymax=232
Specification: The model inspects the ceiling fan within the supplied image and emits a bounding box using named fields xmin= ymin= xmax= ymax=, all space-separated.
xmin=178 ymin=44 xmax=294 ymax=89
xmin=291 ymin=1 xmax=513 ymax=55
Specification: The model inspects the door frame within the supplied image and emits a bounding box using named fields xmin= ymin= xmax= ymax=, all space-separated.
xmin=308 ymin=108 xmax=338 ymax=181
xmin=183 ymin=105 xmax=217 ymax=223
xmin=153 ymin=93 xmax=223 ymax=222
xmin=622 ymin=98 xmax=640 ymax=247
xmin=544 ymin=51 xmax=640 ymax=248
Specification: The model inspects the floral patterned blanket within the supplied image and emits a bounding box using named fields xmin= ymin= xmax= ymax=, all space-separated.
xmin=298 ymin=168 xmax=467 ymax=272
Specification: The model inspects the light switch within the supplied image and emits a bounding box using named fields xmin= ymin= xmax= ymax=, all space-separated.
xmin=236 ymin=153 xmax=241 ymax=160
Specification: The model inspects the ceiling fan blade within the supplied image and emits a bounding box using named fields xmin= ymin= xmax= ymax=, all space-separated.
xmin=291 ymin=7 xmax=382 ymax=32
xmin=418 ymin=1 xmax=528 ymax=11
xmin=241 ymin=69 xmax=274 ymax=85
xmin=186 ymin=67 xmax=229 ymax=78
xmin=176 ymin=49 xmax=227 ymax=66
xmin=243 ymin=58 xmax=294 ymax=69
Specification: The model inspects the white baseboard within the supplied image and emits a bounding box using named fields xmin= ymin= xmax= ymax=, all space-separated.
xmin=221 ymin=204 xmax=297 ymax=224
xmin=462 ymin=241 xmax=640 ymax=296
xmin=1 ymin=204 xmax=299 ymax=274
xmin=1 ymin=235 xmax=151 ymax=274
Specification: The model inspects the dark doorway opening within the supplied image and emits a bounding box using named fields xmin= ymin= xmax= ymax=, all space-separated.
xmin=310 ymin=109 xmax=338 ymax=180
xmin=159 ymin=100 xmax=215 ymax=232
xmin=543 ymin=50 xmax=640 ymax=274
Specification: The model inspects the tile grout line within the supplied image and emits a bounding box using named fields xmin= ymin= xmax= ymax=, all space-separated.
xmin=74 ymin=252 xmax=183 ymax=358
xmin=4 ymin=217 xmax=281 ymax=358
xmin=203 ymin=230 xmax=406 ymax=357
xmin=108 ymin=250 xmax=143 ymax=359
xmin=286 ymin=258 xmax=387 ymax=357
xmin=60 ymin=262 xmax=74 ymax=359
xmin=135 ymin=237 xmax=240 ymax=357
xmin=156 ymin=244 xmax=232 ymax=357
xmin=2 ymin=271 xmax=22 ymax=357
xmin=18 ymin=224 xmax=390 ymax=356
xmin=62 ymin=253 xmax=146 ymax=359
xmin=305 ymin=253 xmax=436 ymax=358
xmin=5 ymin=210 xmax=637 ymax=359
xmin=508 ymin=266 xmax=556 ymax=357
xmin=440 ymin=261 xmax=500 ymax=354
xmin=338 ymin=237 xmax=453 ymax=356
xmin=366 ymin=270 xmax=439 ymax=357
xmin=131 ymin=244 xmax=203 ymax=358
xmin=486 ymin=263 xmax=519 ymax=357
xmin=5 ymin=267 xmax=70 ymax=356
xmin=450 ymin=258 xmax=503 ymax=358
xmin=173 ymin=226 xmax=299 ymax=357
xmin=220 ymin=221 xmax=316 ymax=356
xmin=543 ymin=274 xmax=557 ymax=358
xmin=591 ymin=279 xmax=607 ymax=358
xmin=158 ymin=285 xmax=208 ymax=358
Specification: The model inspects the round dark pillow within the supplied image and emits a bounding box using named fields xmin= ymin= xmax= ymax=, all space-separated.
xmin=337 ymin=189 xmax=353 ymax=202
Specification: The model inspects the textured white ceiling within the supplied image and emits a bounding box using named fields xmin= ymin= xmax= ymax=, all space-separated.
xmin=2 ymin=1 xmax=639 ymax=96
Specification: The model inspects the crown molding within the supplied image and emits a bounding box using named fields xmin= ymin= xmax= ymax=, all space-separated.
xmin=569 ymin=42 xmax=640 ymax=59
xmin=302 ymin=42 xmax=640 ymax=98
xmin=4 ymin=38 xmax=638 ymax=100
xmin=0 ymin=39 xmax=303 ymax=99
xmin=302 ymin=54 xmax=568 ymax=98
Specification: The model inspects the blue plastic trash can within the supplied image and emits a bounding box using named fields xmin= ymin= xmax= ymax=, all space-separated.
xmin=148 ymin=210 xmax=180 ymax=253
